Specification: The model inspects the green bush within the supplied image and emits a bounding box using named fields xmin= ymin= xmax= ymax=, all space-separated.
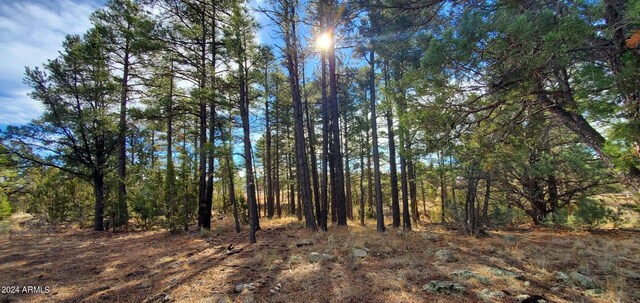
xmin=572 ymin=197 xmax=613 ymax=228
xmin=236 ymin=195 xmax=248 ymax=224
xmin=130 ymin=170 xmax=164 ymax=229
xmin=544 ymin=208 xmax=568 ymax=225
xmin=28 ymin=169 xmax=93 ymax=226
xmin=489 ymin=204 xmax=513 ymax=226
xmin=0 ymin=190 xmax=13 ymax=220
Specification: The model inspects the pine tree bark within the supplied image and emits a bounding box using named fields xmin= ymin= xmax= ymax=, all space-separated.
xmin=197 ymin=9 xmax=208 ymax=230
xmin=116 ymin=46 xmax=130 ymax=230
xmin=366 ymin=128 xmax=373 ymax=215
xmin=342 ymin=111 xmax=353 ymax=220
xmin=274 ymin=88 xmax=282 ymax=218
xmin=439 ymin=155 xmax=447 ymax=224
xmin=265 ymin=67 xmax=274 ymax=218
xmin=165 ymin=62 xmax=176 ymax=230
xmin=328 ymin=28 xmax=347 ymax=226
xmin=302 ymin=63 xmax=321 ymax=226
xmin=284 ymin=3 xmax=316 ymax=229
xmin=238 ymin=40 xmax=258 ymax=242
xmin=320 ymin=51 xmax=329 ymax=230
xmin=359 ymin=135 xmax=366 ymax=226
xmin=408 ymin=156 xmax=419 ymax=223
xmin=369 ymin=50 xmax=385 ymax=232
xmin=481 ymin=175 xmax=491 ymax=225
xmin=226 ymin=140 xmax=240 ymax=233
xmin=385 ymin=65 xmax=400 ymax=228
xmin=93 ymin=168 xmax=106 ymax=231
xmin=204 ymin=4 xmax=218 ymax=230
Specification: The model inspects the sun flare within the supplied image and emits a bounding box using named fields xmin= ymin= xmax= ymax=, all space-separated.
xmin=316 ymin=32 xmax=332 ymax=50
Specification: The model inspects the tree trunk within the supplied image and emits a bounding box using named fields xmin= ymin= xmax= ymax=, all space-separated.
xmin=421 ymin=178 xmax=429 ymax=222
xmin=320 ymin=57 xmax=329 ymax=229
xmin=303 ymin=68 xmax=322 ymax=226
xmin=93 ymin=168 xmax=106 ymax=231
xmin=274 ymin=82 xmax=282 ymax=218
xmin=369 ymin=50 xmax=385 ymax=232
xmin=204 ymin=7 xmax=218 ymax=230
xmin=464 ymin=169 xmax=479 ymax=236
xmin=265 ymin=69 xmax=274 ymax=218
xmin=359 ymin=135 xmax=366 ymax=226
xmin=243 ymin=37 xmax=260 ymax=233
xmin=116 ymin=43 xmax=130 ymax=230
xmin=522 ymin=151 xmax=547 ymax=225
xmin=239 ymin=42 xmax=258 ymax=243
xmin=450 ymin=150 xmax=458 ymax=220
xmin=534 ymin=74 xmax=640 ymax=190
xmin=288 ymin=152 xmax=295 ymax=215
xmin=226 ymin=143 xmax=240 ymax=233
xmin=547 ymin=174 xmax=559 ymax=213
xmin=400 ymin=152 xmax=411 ymax=230
xmin=342 ymin=109 xmax=353 ymax=220
xmin=408 ymin=156 xmax=419 ymax=223
xmin=203 ymin=104 xmax=215 ymax=229
xmin=439 ymin=152 xmax=447 ymax=224
xmin=197 ymin=12 xmax=208 ymax=229
xmin=366 ymin=128 xmax=373 ymax=215
xmin=386 ymin=90 xmax=400 ymax=227
xmin=328 ymin=27 xmax=347 ymax=226
xmin=165 ymin=62 xmax=176 ymax=231
xmin=604 ymin=0 xmax=640 ymax=135
xmin=285 ymin=7 xmax=316 ymax=229
xmin=397 ymin=81 xmax=411 ymax=231
xmin=222 ymin=174 xmax=228 ymax=214
xmin=251 ymin=148 xmax=262 ymax=218
xmin=481 ymin=175 xmax=491 ymax=225
xmin=183 ymin=122 xmax=191 ymax=231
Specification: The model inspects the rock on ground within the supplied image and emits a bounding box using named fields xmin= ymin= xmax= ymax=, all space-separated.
xmin=422 ymin=233 xmax=440 ymax=242
xmin=234 ymin=283 xmax=255 ymax=293
xmin=515 ymin=294 xmax=547 ymax=303
xmin=479 ymin=289 xmax=505 ymax=301
xmin=352 ymin=248 xmax=367 ymax=258
xmin=488 ymin=266 xmax=524 ymax=279
xmin=422 ymin=280 xmax=466 ymax=294
xmin=451 ymin=269 xmax=490 ymax=285
xmin=435 ymin=249 xmax=456 ymax=262
xmin=555 ymin=271 xmax=570 ymax=284
xmin=308 ymin=252 xmax=336 ymax=263
xmin=295 ymin=239 xmax=314 ymax=247
xmin=569 ymin=271 xmax=597 ymax=289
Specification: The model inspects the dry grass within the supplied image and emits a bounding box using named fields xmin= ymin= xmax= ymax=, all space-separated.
xmin=0 ymin=214 xmax=639 ymax=303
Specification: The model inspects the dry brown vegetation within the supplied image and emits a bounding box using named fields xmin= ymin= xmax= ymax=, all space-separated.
xmin=0 ymin=214 xmax=639 ymax=303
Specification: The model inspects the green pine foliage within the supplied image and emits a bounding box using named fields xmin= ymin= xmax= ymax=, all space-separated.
xmin=572 ymin=197 xmax=615 ymax=228
xmin=29 ymin=169 xmax=93 ymax=227
xmin=0 ymin=190 xmax=12 ymax=220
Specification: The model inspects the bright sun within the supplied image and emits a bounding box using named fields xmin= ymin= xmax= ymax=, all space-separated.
xmin=316 ymin=32 xmax=332 ymax=50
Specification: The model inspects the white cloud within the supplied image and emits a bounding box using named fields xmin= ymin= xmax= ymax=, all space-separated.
xmin=0 ymin=90 xmax=44 ymax=125
xmin=0 ymin=0 xmax=99 ymax=125
xmin=248 ymin=0 xmax=274 ymax=46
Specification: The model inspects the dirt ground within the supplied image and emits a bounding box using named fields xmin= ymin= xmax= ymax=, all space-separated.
xmin=0 ymin=214 xmax=639 ymax=303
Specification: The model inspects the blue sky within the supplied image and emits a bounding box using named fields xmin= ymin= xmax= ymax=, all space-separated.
xmin=0 ymin=0 xmax=277 ymax=129
xmin=0 ymin=0 xmax=104 ymax=128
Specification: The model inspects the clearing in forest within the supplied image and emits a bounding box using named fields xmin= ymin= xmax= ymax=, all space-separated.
xmin=1 ymin=215 xmax=639 ymax=303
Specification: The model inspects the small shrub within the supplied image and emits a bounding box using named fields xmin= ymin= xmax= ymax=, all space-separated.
xmin=29 ymin=169 xmax=93 ymax=226
xmin=544 ymin=208 xmax=568 ymax=225
xmin=572 ymin=197 xmax=613 ymax=228
xmin=490 ymin=204 xmax=513 ymax=226
xmin=237 ymin=195 xmax=249 ymax=223
xmin=0 ymin=190 xmax=13 ymax=220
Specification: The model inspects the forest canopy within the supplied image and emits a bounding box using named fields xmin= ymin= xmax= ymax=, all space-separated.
xmin=1 ymin=0 xmax=639 ymax=240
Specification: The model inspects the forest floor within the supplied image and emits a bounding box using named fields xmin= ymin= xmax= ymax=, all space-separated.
xmin=0 ymin=213 xmax=639 ymax=303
